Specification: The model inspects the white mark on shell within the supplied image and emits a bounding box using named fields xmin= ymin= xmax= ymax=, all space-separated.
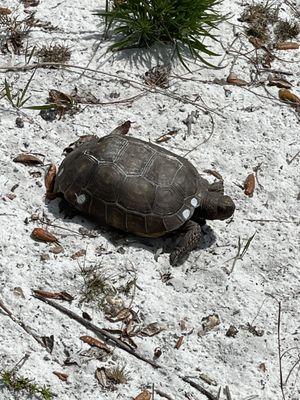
xmin=191 ymin=197 xmax=198 ymax=207
xmin=182 ymin=209 xmax=190 ymax=220
xmin=75 ymin=193 xmax=86 ymax=205
xmin=57 ymin=167 xmax=64 ymax=177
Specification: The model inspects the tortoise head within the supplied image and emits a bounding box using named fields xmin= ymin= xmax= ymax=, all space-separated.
xmin=200 ymin=192 xmax=235 ymax=220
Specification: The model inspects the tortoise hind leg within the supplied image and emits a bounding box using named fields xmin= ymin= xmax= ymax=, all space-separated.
xmin=169 ymin=220 xmax=202 ymax=266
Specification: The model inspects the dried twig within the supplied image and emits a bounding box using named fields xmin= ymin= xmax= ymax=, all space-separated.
xmin=266 ymin=295 xmax=286 ymax=400
xmin=286 ymin=150 xmax=300 ymax=165
xmin=224 ymin=385 xmax=233 ymax=400
xmin=182 ymin=377 xmax=219 ymax=400
xmin=183 ymin=113 xmax=215 ymax=157
xmin=245 ymin=218 xmax=297 ymax=224
xmin=33 ymin=293 xmax=160 ymax=368
xmin=277 ymin=300 xmax=286 ymax=400
xmin=183 ymin=111 xmax=199 ymax=140
xmin=226 ymin=232 xmax=256 ymax=274
xmin=155 ymin=389 xmax=174 ymax=400
xmin=0 ymin=63 xmax=224 ymax=116
xmin=0 ymin=297 xmax=49 ymax=351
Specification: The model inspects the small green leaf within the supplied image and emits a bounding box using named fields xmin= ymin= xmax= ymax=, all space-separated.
xmin=23 ymin=103 xmax=57 ymax=110
xmin=18 ymin=70 xmax=36 ymax=106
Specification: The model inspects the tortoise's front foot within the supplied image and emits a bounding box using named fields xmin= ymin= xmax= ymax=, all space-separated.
xmin=169 ymin=220 xmax=202 ymax=266
xmin=59 ymin=198 xmax=79 ymax=219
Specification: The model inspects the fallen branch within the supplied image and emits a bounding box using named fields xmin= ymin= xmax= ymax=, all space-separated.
xmin=33 ymin=293 xmax=160 ymax=369
xmin=245 ymin=218 xmax=297 ymax=224
xmin=0 ymin=62 xmax=223 ymax=116
xmin=286 ymin=150 xmax=300 ymax=165
xmin=155 ymin=389 xmax=174 ymax=400
xmin=277 ymin=300 xmax=286 ymax=400
xmin=182 ymin=377 xmax=219 ymax=400
xmin=0 ymin=297 xmax=49 ymax=351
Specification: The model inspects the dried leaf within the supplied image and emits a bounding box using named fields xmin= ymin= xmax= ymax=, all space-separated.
xmin=0 ymin=7 xmax=12 ymax=15
xmin=12 ymin=287 xmax=25 ymax=298
xmin=225 ymin=325 xmax=238 ymax=337
xmin=244 ymin=173 xmax=255 ymax=197
xmin=198 ymin=373 xmax=217 ymax=386
xmin=49 ymin=89 xmax=74 ymax=106
xmin=31 ymin=228 xmax=58 ymax=243
xmin=200 ymin=313 xmax=220 ymax=334
xmin=49 ymin=245 xmax=64 ymax=254
xmin=124 ymin=319 xmax=136 ymax=336
xmin=41 ymin=335 xmax=54 ymax=353
xmin=275 ymin=42 xmax=299 ymax=50
xmin=45 ymin=164 xmax=57 ymax=195
xmin=82 ymin=311 xmax=92 ymax=321
xmin=110 ymin=120 xmax=131 ymax=136
xmin=279 ymin=89 xmax=300 ymax=104
xmin=80 ymin=335 xmax=111 ymax=353
xmin=249 ymin=36 xmax=263 ymax=48
xmin=106 ymin=308 xmax=132 ymax=323
xmin=53 ymin=371 xmax=68 ymax=382
xmin=29 ymin=171 xmax=42 ymax=178
xmin=175 ymin=336 xmax=184 ymax=349
xmin=95 ymin=367 xmax=108 ymax=388
xmin=246 ymin=323 xmax=264 ymax=337
xmin=121 ymin=334 xmax=138 ymax=349
xmin=23 ymin=0 xmax=40 ymax=6
xmin=203 ymin=169 xmax=223 ymax=180
xmin=154 ymin=347 xmax=162 ymax=359
xmin=267 ymin=75 xmax=292 ymax=89
xmin=13 ymin=153 xmax=43 ymax=165
xmin=226 ymin=73 xmax=248 ymax=86
xmin=33 ymin=289 xmax=74 ymax=301
xmin=140 ymin=322 xmax=165 ymax=337
xmin=70 ymin=249 xmax=86 ymax=259
xmin=258 ymin=362 xmax=267 ymax=372
xmin=134 ymin=390 xmax=151 ymax=400
xmin=5 ymin=193 xmax=16 ymax=200
xmin=155 ymin=130 xmax=178 ymax=143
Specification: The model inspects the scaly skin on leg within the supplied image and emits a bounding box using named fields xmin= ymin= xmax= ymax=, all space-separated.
xmin=170 ymin=220 xmax=203 ymax=266
xmin=208 ymin=180 xmax=224 ymax=193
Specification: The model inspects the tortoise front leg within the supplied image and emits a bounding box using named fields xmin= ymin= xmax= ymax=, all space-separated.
xmin=170 ymin=220 xmax=202 ymax=266
xmin=208 ymin=180 xmax=224 ymax=194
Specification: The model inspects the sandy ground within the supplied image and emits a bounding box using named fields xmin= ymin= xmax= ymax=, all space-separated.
xmin=0 ymin=0 xmax=299 ymax=399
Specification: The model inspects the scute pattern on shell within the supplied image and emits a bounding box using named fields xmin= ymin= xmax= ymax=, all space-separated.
xmin=54 ymin=134 xmax=206 ymax=237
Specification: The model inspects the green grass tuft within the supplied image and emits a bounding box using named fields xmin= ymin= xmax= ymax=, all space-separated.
xmin=1 ymin=370 xmax=53 ymax=399
xmin=95 ymin=0 xmax=226 ymax=68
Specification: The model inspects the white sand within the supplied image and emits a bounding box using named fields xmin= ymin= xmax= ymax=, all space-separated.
xmin=0 ymin=0 xmax=299 ymax=399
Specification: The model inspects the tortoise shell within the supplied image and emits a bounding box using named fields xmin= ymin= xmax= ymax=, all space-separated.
xmin=54 ymin=134 xmax=209 ymax=237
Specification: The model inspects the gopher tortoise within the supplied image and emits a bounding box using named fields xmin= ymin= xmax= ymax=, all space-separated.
xmin=47 ymin=129 xmax=235 ymax=265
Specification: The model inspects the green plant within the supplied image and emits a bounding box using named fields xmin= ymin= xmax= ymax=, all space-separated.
xmin=1 ymin=369 xmax=53 ymax=399
xmin=239 ymin=1 xmax=279 ymax=44
xmin=226 ymin=232 xmax=256 ymax=274
xmin=239 ymin=1 xmax=279 ymax=25
xmin=80 ymin=264 xmax=116 ymax=306
xmin=95 ymin=0 xmax=225 ymax=68
xmin=2 ymin=71 xmax=57 ymax=112
xmin=37 ymin=43 xmax=72 ymax=64
xmin=274 ymin=19 xmax=300 ymax=41
xmin=106 ymin=365 xmax=130 ymax=384
xmin=3 ymin=70 xmax=36 ymax=109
